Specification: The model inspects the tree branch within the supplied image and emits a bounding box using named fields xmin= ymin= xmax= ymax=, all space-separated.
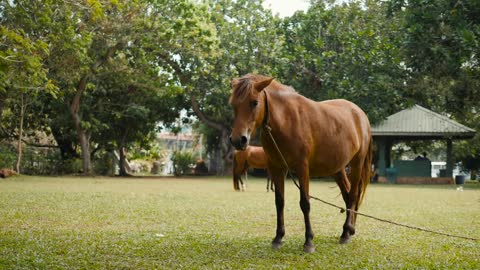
xmin=71 ymin=40 xmax=127 ymax=114
xmin=156 ymin=52 xmax=227 ymax=132
xmin=190 ymin=94 xmax=225 ymax=132
xmin=292 ymin=62 xmax=323 ymax=87
xmin=0 ymin=55 xmax=23 ymax=62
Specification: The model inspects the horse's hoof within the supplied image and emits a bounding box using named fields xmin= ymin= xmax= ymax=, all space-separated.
xmin=347 ymin=224 xmax=355 ymax=235
xmin=339 ymin=236 xmax=350 ymax=244
xmin=303 ymin=244 xmax=315 ymax=253
xmin=272 ymin=241 xmax=283 ymax=250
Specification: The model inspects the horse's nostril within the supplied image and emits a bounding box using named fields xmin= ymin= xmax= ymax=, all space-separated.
xmin=240 ymin=136 xmax=248 ymax=145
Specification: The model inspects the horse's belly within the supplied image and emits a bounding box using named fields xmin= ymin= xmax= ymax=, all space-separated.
xmin=308 ymin=158 xmax=347 ymax=177
xmin=309 ymin=166 xmax=340 ymax=177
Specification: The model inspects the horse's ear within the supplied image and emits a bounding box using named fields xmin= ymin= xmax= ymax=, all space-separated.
xmin=254 ymin=77 xmax=274 ymax=92
xmin=231 ymin=78 xmax=240 ymax=88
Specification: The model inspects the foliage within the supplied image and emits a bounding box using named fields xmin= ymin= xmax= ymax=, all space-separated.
xmin=0 ymin=176 xmax=478 ymax=268
xmin=0 ymin=142 xmax=16 ymax=168
xmin=279 ymin=0 xmax=408 ymax=124
xmin=388 ymin=0 xmax=480 ymax=164
xmin=0 ymin=25 xmax=55 ymax=95
xmin=171 ymin=150 xmax=196 ymax=176
xmin=1 ymin=0 xmax=218 ymax=174
xmin=1 ymin=0 xmax=479 ymax=175
xmin=188 ymin=0 xmax=284 ymax=173
xmin=128 ymin=140 xmax=165 ymax=162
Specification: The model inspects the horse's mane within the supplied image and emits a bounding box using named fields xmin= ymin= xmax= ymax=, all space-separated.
xmin=230 ymin=74 xmax=255 ymax=103
xmin=230 ymin=74 xmax=295 ymax=104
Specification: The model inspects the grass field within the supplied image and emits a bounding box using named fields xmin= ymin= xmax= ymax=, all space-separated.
xmin=0 ymin=176 xmax=479 ymax=269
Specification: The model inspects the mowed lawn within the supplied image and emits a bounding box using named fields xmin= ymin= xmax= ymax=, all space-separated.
xmin=0 ymin=176 xmax=479 ymax=269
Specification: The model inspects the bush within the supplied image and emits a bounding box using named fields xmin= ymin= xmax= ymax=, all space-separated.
xmin=93 ymin=151 xmax=115 ymax=176
xmin=171 ymin=150 xmax=195 ymax=176
xmin=0 ymin=143 xmax=16 ymax=168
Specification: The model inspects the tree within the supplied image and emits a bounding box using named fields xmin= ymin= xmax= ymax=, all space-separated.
xmin=2 ymin=0 xmax=218 ymax=174
xmin=388 ymin=0 xmax=480 ymax=166
xmin=186 ymin=0 xmax=283 ymax=174
xmin=278 ymin=0 xmax=408 ymax=124
xmin=0 ymin=4 xmax=57 ymax=172
xmin=90 ymin=70 xmax=185 ymax=176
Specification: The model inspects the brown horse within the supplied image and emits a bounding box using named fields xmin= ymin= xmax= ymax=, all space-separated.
xmin=233 ymin=146 xmax=273 ymax=192
xmin=229 ymin=74 xmax=372 ymax=253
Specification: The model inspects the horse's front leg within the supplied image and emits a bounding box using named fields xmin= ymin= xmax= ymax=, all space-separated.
xmin=297 ymin=164 xmax=315 ymax=253
xmin=271 ymin=170 xmax=285 ymax=249
xmin=233 ymin=174 xmax=240 ymax=191
xmin=242 ymin=171 xmax=247 ymax=191
xmin=266 ymin=170 xmax=274 ymax=192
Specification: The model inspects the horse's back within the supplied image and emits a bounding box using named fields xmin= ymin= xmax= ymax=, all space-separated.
xmin=247 ymin=146 xmax=268 ymax=169
xmin=306 ymin=99 xmax=371 ymax=176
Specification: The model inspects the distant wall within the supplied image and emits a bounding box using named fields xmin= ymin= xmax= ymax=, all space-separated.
xmin=378 ymin=176 xmax=453 ymax=184
xmin=394 ymin=160 xmax=431 ymax=177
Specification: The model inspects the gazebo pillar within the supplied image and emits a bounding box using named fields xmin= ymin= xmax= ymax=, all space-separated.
xmin=376 ymin=137 xmax=392 ymax=177
xmin=377 ymin=138 xmax=386 ymax=176
xmin=446 ymin=139 xmax=453 ymax=177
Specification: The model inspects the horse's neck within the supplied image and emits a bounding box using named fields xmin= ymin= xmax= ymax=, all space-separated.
xmin=265 ymin=90 xmax=325 ymax=133
xmin=267 ymin=90 xmax=301 ymax=120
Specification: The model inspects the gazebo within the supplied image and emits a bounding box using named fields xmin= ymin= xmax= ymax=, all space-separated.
xmin=372 ymin=105 xmax=476 ymax=184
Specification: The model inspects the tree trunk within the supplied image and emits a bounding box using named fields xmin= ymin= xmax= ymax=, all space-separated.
xmin=220 ymin=129 xmax=233 ymax=175
xmin=79 ymin=129 xmax=91 ymax=174
xmin=190 ymin=94 xmax=234 ymax=175
xmin=70 ymin=74 xmax=92 ymax=175
xmin=70 ymin=105 xmax=91 ymax=174
xmin=15 ymin=94 xmax=26 ymax=173
xmin=68 ymin=42 xmax=126 ymax=175
xmin=51 ymin=127 xmax=78 ymax=160
xmin=118 ymin=146 xmax=129 ymax=176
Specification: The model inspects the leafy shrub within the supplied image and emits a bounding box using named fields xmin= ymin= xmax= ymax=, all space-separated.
xmin=92 ymin=151 xmax=114 ymax=176
xmin=171 ymin=150 xmax=195 ymax=176
xmin=0 ymin=143 xmax=16 ymax=168
xmin=20 ymin=146 xmax=85 ymax=175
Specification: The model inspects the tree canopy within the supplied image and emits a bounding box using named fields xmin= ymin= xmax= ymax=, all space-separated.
xmin=1 ymin=0 xmax=478 ymax=175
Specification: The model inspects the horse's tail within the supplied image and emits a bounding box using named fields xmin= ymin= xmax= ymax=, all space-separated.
xmin=358 ymin=136 xmax=372 ymax=207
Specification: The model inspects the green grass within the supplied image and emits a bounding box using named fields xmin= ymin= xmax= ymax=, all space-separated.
xmin=0 ymin=176 xmax=479 ymax=269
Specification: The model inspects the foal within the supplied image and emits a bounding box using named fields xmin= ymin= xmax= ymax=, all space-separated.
xmin=233 ymin=145 xmax=273 ymax=192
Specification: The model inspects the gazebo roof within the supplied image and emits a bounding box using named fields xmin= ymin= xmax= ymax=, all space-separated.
xmin=372 ymin=105 xmax=476 ymax=139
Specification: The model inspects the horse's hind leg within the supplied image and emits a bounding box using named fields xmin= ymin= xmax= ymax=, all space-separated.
xmin=233 ymin=174 xmax=240 ymax=191
xmin=334 ymin=168 xmax=356 ymax=244
xmin=242 ymin=171 xmax=247 ymax=191
xmin=339 ymin=161 xmax=363 ymax=244
xmin=334 ymin=169 xmax=350 ymax=205
xmin=266 ymin=176 xmax=269 ymax=192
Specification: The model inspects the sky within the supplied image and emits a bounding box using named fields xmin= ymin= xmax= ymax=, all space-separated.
xmin=262 ymin=0 xmax=310 ymax=17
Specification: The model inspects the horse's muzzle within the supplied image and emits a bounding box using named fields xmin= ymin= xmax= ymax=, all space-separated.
xmin=229 ymin=135 xmax=248 ymax=150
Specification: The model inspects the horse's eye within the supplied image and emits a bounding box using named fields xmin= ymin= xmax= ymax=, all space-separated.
xmin=251 ymin=100 xmax=258 ymax=108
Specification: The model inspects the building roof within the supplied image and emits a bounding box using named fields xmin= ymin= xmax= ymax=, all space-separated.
xmin=372 ymin=105 xmax=476 ymax=139
xmin=157 ymin=132 xmax=195 ymax=141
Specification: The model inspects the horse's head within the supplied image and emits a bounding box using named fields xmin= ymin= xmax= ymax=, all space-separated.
xmin=229 ymin=74 xmax=274 ymax=150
